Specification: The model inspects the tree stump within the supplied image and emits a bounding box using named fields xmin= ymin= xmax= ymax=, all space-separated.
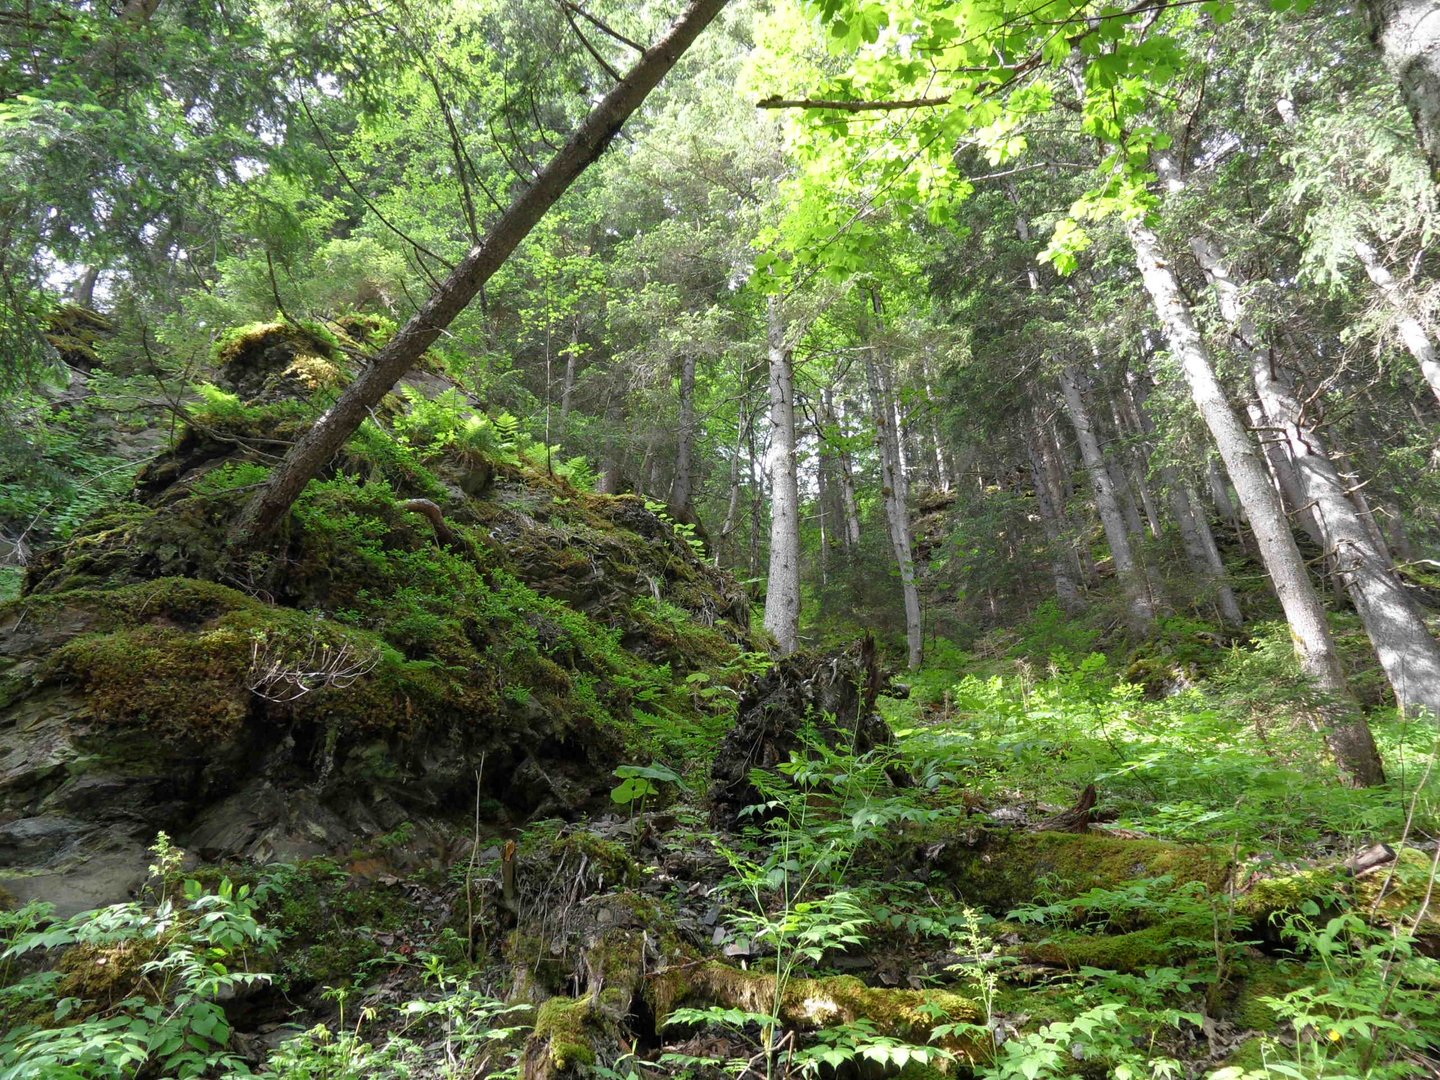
xmin=709 ymin=636 xmax=903 ymax=830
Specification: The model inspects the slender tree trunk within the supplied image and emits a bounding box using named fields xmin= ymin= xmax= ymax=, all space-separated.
xmin=1363 ymin=0 xmax=1440 ymax=182
xmin=748 ymin=411 xmax=763 ymax=580
xmin=69 ymin=266 xmax=100 ymax=309
xmin=824 ymin=388 xmax=863 ymax=546
xmin=1193 ymin=235 xmax=1440 ymax=727
xmin=597 ymin=386 xmax=626 ymax=495
xmin=1129 ymin=220 xmax=1382 ymax=785
xmin=559 ymin=319 xmax=580 ymax=430
xmin=1058 ymin=363 xmax=1158 ymax=635
xmin=1208 ymin=458 xmax=1242 ymax=529
xmin=1027 ymin=423 xmax=1086 ymax=613
xmin=228 ymin=0 xmax=730 ymax=548
xmin=763 ymin=297 xmax=802 ymax=654
xmin=1352 ymin=238 xmax=1440 ymax=403
xmin=719 ymin=398 xmax=746 ymax=566
xmin=1039 ymin=419 xmax=1092 ymax=585
xmin=865 ymin=341 xmax=924 ymax=669
xmin=1128 ymin=375 xmax=1244 ymax=627
xmin=920 ymin=348 xmax=953 ymax=491
xmin=865 ymin=294 xmax=924 ymax=668
xmin=668 ymin=352 xmax=698 ymax=515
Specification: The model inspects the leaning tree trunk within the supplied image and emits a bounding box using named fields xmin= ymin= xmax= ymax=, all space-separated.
xmin=763 ymin=296 xmax=802 ymax=655
xmin=1193 ymin=235 xmax=1440 ymax=727
xmin=1363 ymin=0 xmax=1440 ymax=183
xmin=228 ymin=0 xmax=730 ymax=548
xmin=864 ymin=303 xmax=924 ymax=670
xmin=1352 ymin=238 xmax=1440 ymax=404
xmin=1058 ymin=363 xmax=1158 ymax=636
xmin=1127 ymin=220 xmax=1383 ymax=786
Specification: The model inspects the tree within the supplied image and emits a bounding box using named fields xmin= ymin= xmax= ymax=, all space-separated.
xmin=1363 ymin=0 xmax=1440 ymax=181
xmin=763 ymin=295 xmax=802 ymax=652
xmin=1129 ymin=219 xmax=1385 ymax=786
xmin=228 ymin=0 xmax=730 ymax=548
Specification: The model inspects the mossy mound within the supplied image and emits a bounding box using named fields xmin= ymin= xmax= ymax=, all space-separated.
xmin=1 ymin=341 xmax=762 ymax=903
xmin=213 ymin=321 xmax=346 ymax=402
xmin=930 ymin=830 xmax=1232 ymax=921
xmin=44 ymin=305 xmax=115 ymax=370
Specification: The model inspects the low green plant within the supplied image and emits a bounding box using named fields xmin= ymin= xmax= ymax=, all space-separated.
xmin=0 ymin=834 xmax=276 ymax=1080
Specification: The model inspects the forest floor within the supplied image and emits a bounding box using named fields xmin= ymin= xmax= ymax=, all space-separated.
xmin=0 ymin=314 xmax=1437 ymax=1079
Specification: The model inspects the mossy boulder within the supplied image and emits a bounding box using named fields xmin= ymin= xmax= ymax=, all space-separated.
xmin=44 ymin=305 xmax=115 ymax=371
xmin=2 ymin=345 xmax=761 ymax=914
xmin=214 ymin=321 xmax=346 ymax=402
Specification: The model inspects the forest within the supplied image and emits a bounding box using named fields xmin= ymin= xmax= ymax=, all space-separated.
xmin=1 ymin=0 xmax=1439 ymax=1076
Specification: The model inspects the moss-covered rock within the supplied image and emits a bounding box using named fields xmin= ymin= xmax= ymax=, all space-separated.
xmin=929 ymin=830 xmax=1231 ymax=920
xmin=1019 ymin=914 xmax=1215 ymax=972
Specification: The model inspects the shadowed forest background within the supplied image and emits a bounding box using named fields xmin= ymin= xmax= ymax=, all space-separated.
xmin=2 ymin=0 xmax=1440 ymax=1076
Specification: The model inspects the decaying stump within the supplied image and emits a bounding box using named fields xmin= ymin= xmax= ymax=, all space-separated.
xmin=709 ymin=636 xmax=905 ymax=830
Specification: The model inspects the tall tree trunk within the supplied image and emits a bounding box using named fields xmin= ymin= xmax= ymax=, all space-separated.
xmin=1128 ymin=375 xmax=1244 ymax=627
xmin=668 ymin=352 xmax=698 ymax=515
xmin=597 ymin=385 xmax=627 ymax=495
xmin=1058 ymin=363 xmax=1158 ymax=635
xmin=824 ymin=387 xmax=863 ymax=546
xmin=763 ymin=297 xmax=802 ymax=654
xmin=228 ymin=0 xmax=729 ymax=548
xmin=1027 ymin=422 xmax=1086 ymax=614
xmin=1038 ymin=419 xmax=1092 ymax=585
xmin=1352 ymin=238 xmax=1440 ymax=403
xmin=1207 ymin=458 xmax=1242 ymax=530
xmin=1128 ymin=220 xmax=1382 ymax=785
xmin=719 ymin=397 xmax=747 ymax=566
xmin=1363 ymin=0 xmax=1440 ymax=183
xmin=559 ymin=319 xmax=580 ymax=431
xmin=1193 ymin=236 xmax=1440 ymax=727
xmin=865 ymin=292 xmax=924 ymax=669
xmin=69 ymin=266 xmax=100 ymax=310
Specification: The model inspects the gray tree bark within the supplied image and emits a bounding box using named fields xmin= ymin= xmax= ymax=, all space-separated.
xmin=668 ymin=351 xmax=698 ymax=515
xmin=822 ymin=387 xmax=863 ymax=547
xmin=1026 ymin=419 xmax=1086 ymax=614
xmin=1363 ymin=0 xmax=1440 ymax=182
xmin=865 ymin=292 xmax=924 ymax=669
xmin=1127 ymin=375 xmax=1244 ymax=627
xmin=1128 ymin=220 xmax=1383 ymax=785
xmin=1193 ymin=235 xmax=1440 ymax=727
xmin=1058 ymin=363 xmax=1158 ymax=635
xmin=763 ymin=297 xmax=802 ymax=654
xmin=229 ymin=0 xmax=730 ymax=547
xmin=1352 ymin=238 xmax=1440 ymax=404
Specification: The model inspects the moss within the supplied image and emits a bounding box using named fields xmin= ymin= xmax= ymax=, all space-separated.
xmin=1235 ymin=849 xmax=1440 ymax=940
xmin=213 ymin=321 xmax=338 ymax=369
xmin=44 ymin=304 xmax=114 ymax=368
xmin=531 ymin=995 xmax=599 ymax=1071
xmin=333 ymin=312 xmax=397 ymax=349
xmin=1223 ymin=959 xmax=1321 ymax=1031
xmin=661 ymin=963 xmax=984 ymax=1063
xmin=935 ymin=830 xmax=1231 ymax=919
xmin=56 ymin=939 xmax=155 ymax=1007
xmin=42 ymin=589 xmax=412 ymax=739
xmin=1019 ymin=915 xmax=1214 ymax=972
xmin=549 ymin=831 xmax=640 ymax=888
